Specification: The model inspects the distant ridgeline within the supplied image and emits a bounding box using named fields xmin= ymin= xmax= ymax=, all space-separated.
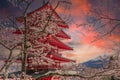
xmin=82 ymin=59 xmax=107 ymax=68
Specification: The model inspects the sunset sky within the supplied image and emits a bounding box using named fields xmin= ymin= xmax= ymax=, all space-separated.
xmin=0 ymin=0 xmax=120 ymax=63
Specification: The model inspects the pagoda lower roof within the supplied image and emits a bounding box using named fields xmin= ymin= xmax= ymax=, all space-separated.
xmin=39 ymin=76 xmax=61 ymax=80
xmin=46 ymin=53 xmax=75 ymax=62
xmin=39 ymin=76 xmax=53 ymax=80
xmin=27 ymin=64 xmax=62 ymax=70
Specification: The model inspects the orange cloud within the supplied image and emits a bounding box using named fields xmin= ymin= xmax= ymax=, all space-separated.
xmin=55 ymin=0 xmax=91 ymax=17
xmin=62 ymin=24 xmax=116 ymax=63
xmin=109 ymin=34 xmax=120 ymax=42
xmin=76 ymin=26 xmax=106 ymax=48
xmin=65 ymin=53 xmax=77 ymax=57
xmin=56 ymin=0 xmax=120 ymax=49
xmin=68 ymin=23 xmax=110 ymax=49
xmin=62 ymin=44 xmax=105 ymax=63
xmin=55 ymin=5 xmax=64 ymax=14
xmin=93 ymin=40 xmax=106 ymax=48
xmin=69 ymin=24 xmax=78 ymax=32
xmin=71 ymin=0 xmax=91 ymax=14
xmin=54 ymin=0 xmax=120 ymax=63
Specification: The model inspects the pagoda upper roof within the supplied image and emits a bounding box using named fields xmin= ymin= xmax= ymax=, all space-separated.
xmin=16 ymin=2 xmax=69 ymax=28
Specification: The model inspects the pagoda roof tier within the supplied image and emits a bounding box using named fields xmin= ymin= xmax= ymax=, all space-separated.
xmin=46 ymin=53 xmax=75 ymax=62
xmin=39 ymin=76 xmax=53 ymax=80
xmin=13 ymin=29 xmax=71 ymax=39
xmin=56 ymin=30 xmax=70 ymax=39
xmin=39 ymin=76 xmax=61 ymax=80
xmin=13 ymin=32 xmax=72 ymax=50
xmin=16 ymin=2 xmax=69 ymax=28
xmin=47 ymin=35 xmax=73 ymax=50
xmin=27 ymin=64 xmax=62 ymax=70
xmin=12 ymin=29 xmax=35 ymax=34
xmin=12 ymin=30 xmax=23 ymax=34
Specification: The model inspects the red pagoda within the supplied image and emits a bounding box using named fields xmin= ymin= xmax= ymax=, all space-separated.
xmin=13 ymin=2 xmax=75 ymax=79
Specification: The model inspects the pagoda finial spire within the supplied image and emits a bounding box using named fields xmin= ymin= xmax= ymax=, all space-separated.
xmin=42 ymin=0 xmax=49 ymax=6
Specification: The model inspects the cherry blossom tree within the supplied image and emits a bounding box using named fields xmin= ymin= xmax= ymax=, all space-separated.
xmin=0 ymin=0 xmax=75 ymax=79
xmin=0 ymin=16 xmax=22 ymax=79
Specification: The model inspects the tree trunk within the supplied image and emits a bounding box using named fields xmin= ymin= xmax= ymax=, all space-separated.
xmin=21 ymin=16 xmax=27 ymax=73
